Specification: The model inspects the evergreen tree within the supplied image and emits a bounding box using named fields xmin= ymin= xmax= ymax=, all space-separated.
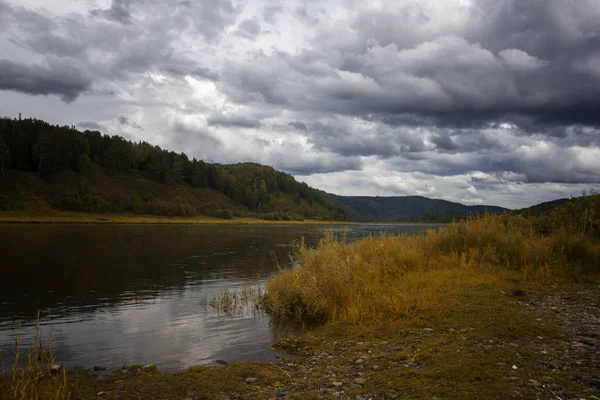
xmin=35 ymin=135 xmax=63 ymax=179
xmin=103 ymin=136 xmax=133 ymax=174
xmin=0 ymin=138 xmax=10 ymax=174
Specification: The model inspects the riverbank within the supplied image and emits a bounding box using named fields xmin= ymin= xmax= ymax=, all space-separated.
xmin=2 ymin=196 xmax=599 ymax=399
xmin=0 ymin=211 xmax=354 ymax=225
xmin=6 ymin=279 xmax=596 ymax=400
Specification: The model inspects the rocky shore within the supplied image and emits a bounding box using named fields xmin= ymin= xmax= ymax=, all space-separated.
xmin=78 ymin=283 xmax=599 ymax=400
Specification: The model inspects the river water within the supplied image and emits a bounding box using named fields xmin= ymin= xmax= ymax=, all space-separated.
xmin=0 ymin=223 xmax=439 ymax=372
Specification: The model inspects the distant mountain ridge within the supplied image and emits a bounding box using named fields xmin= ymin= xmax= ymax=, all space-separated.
xmin=322 ymin=193 xmax=508 ymax=222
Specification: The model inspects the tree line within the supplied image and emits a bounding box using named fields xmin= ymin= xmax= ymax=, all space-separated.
xmin=0 ymin=117 xmax=348 ymax=221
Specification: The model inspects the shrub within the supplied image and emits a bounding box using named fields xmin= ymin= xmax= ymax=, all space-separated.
xmin=201 ymin=202 xmax=233 ymax=219
xmin=261 ymin=212 xmax=281 ymax=221
xmin=217 ymin=208 xmax=234 ymax=219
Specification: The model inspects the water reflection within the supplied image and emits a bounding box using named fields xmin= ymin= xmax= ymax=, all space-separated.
xmin=0 ymin=223 xmax=440 ymax=371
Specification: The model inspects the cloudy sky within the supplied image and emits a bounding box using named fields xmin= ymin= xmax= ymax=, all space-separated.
xmin=1 ymin=0 xmax=599 ymax=209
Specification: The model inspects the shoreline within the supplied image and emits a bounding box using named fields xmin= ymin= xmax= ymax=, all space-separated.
xmin=0 ymin=211 xmax=444 ymax=225
xmin=0 ymin=211 xmax=356 ymax=225
xmin=5 ymin=281 xmax=597 ymax=399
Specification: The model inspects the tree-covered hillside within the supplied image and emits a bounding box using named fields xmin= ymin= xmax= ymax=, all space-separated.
xmin=0 ymin=117 xmax=347 ymax=221
xmin=513 ymin=190 xmax=600 ymax=237
xmin=324 ymin=193 xmax=507 ymax=222
xmin=514 ymin=198 xmax=572 ymax=217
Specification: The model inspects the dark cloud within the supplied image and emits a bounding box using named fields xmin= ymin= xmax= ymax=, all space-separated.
xmin=21 ymin=33 xmax=87 ymax=57
xmin=2 ymin=0 xmax=236 ymax=87
xmin=431 ymin=133 xmax=458 ymax=151
xmin=273 ymin=154 xmax=363 ymax=176
xmin=305 ymin=122 xmax=427 ymax=158
xmin=391 ymin=143 xmax=600 ymax=185
xmin=470 ymin=0 xmax=600 ymax=58
xmin=89 ymin=0 xmax=240 ymax=41
xmin=282 ymin=163 xmax=359 ymax=176
xmin=0 ymin=59 xmax=92 ymax=102
xmin=91 ymin=0 xmax=132 ymax=24
xmin=236 ymin=17 xmax=261 ymax=39
xmin=208 ymin=0 xmax=600 ymax=193
xmin=174 ymin=0 xmax=239 ymax=42
xmin=77 ymin=121 xmax=103 ymax=130
xmin=117 ymin=115 xmax=143 ymax=129
xmin=0 ymin=0 xmax=9 ymax=15
xmin=429 ymin=129 xmax=514 ymax=154
xmin=207 ymin=114 xmax=261 ymax=129
xmin=219 ymin=1 xmax=600 ymax=133
xmin=288 ymin=121 xmax=307 ymax=131
xmin=8 ymin=2 xmax=57 ymax=32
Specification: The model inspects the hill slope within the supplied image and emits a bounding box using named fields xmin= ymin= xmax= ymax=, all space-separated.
xmin=0 ymin=117 xmax=347 ymax=221
xmin=514 ymin=198 xmax=572 ymax=216
xmin=324 ymin=193 xmax=507 ymax=222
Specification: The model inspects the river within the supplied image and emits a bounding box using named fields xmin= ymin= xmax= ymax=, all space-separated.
xmin=0 ymin=223 xmax=439 ymax=372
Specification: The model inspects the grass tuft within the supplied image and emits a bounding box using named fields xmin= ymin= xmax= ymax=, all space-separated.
xmin=202 ymin=284 xmax=267 ymax=317
xmin=0 ymin=313 xmax=77 ymax=400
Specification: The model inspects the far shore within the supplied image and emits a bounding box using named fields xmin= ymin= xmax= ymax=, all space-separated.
xmin=0 ymin=211 xmax=357 ymax=225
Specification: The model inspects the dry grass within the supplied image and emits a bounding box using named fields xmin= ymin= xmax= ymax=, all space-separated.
xmin=201 ymin=284 xmax=266 ymax=317
xmin=265 ymin=212 xmax=600 ymax=324
xmin=0 ymin=314 xmax=77 ymax=400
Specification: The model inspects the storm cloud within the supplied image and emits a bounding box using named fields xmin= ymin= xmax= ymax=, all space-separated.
xmin=0 ymin=58 xmax=92 ymax=102
xmin=0 ymin=0 xmax=599 ymax=208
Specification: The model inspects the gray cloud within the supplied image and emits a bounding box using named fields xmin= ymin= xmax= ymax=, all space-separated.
xmin=281 ymin=159 xmax=362 ymax=175
xmin=262 ymin=2 xmax=284 ymax=23
xmin=431 ymin=133 xmax=458 ymax=151
xmin=288 ymin=121 xmax=307 ymax=131
xmin=236 ymin=17 xmax=262 ymax=39
xmin=117 ymin=115 xmax=143 ymax=129
xmin=391 ymin=141 xmax=600 ymax=185
xmin=91 ymin=0 xmax=133 ymax=24
xmin=77 ymin=121 xmax=103 ymax=130
xmin=163 ymin=64 xmax=220 ymax=81
xmin=8 ymin=2 xmax=58 ymax=33
xmin=305 ymin=121 xmax=428 ymax=158
xmin=0 ymin=58 xmax=92 ymax=102
xmin=21 ymin=33 xmax=87 ymax=57
xmin=268 ymin=148 xmax=364 ymax=175
xmin=91 ymin=0 xmax=239 ymax=41
xmin=219 ymin=1 xmax=600 ymax=131
xmin=207 ymin=114 xmax=261 ymax=129
xmin=1 ymin=0 xmax=235 ymax=88
xmin=498 ymin=48 xmax=549 ymax=72
xmin=171 ymin=120 xmax=224 ymax=161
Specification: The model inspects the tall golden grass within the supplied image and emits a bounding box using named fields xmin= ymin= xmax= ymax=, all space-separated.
xmin=265 ymin=197 xmax=600 ymax=324
xmin=0 ymin=314 xmax=75 ymax=400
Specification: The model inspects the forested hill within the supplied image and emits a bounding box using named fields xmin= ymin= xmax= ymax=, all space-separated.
xmin=514 ymin=198 xmax=572 ymax=216
xmin=0 ymin=117 xmax=347 ymax=221
xmin=323 ymin=193 xmax=507 ymax=222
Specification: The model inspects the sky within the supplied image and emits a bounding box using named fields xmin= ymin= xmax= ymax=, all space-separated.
xmin=1 ymin=0 xmax=599 ymax=209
